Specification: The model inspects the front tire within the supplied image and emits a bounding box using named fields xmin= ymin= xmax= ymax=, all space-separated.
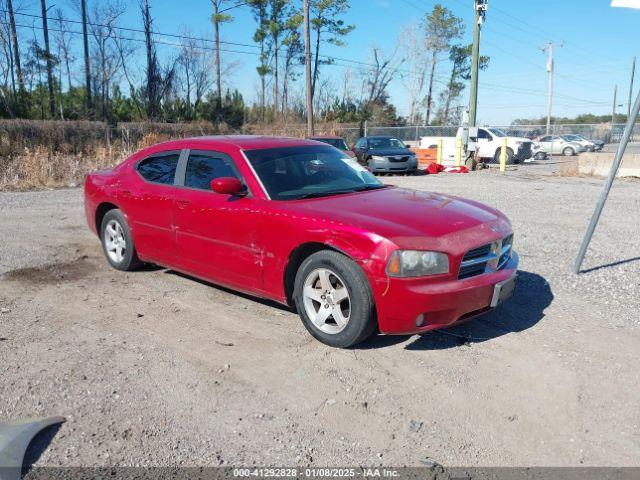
xmin=294 ymin=250 xmax=376 ymax=348
xmin=493 ymin=147 xmax=514 ymax=165
xmin=562 ymin=146 xmax=575 ymax=156
xmin=100 ymin=209 xmax=141 ymax=271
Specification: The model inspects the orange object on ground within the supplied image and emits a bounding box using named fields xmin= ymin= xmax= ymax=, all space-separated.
xmin=410 ymin=148 xmax=437 ymax=169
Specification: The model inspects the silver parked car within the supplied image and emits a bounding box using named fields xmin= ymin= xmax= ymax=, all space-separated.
xmin=561 ymin=135 xmax=596 ymax=152
xmin=533 ymin=135 xmax=585 ymax=157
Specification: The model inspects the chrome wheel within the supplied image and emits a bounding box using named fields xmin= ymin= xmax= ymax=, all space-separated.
xmin=302 ymin=268 xmax=351 ymax=334
xmin=104 ymin=219 xmax=126 ymax=264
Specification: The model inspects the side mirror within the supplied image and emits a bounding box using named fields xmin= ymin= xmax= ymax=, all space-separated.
xmin=211 ymin=177 xmax=245 ymax=195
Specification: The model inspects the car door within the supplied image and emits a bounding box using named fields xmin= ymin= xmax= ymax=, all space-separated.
xmin=476 ymin=129 xmax=494 ymax=158
xmin=119 ymin=150 xmax=182 ymax=265
xmin=538 ymin=136 xmax=552 ymax=153
xmin=172 ymin=149 xmax=263 ymax=291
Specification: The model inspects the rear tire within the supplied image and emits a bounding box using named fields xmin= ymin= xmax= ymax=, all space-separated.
xmin=562 ymin=146 xmax=575 ymax=156
xmin=100 ymin=209 xmax=141 ymax=271
xmin=534 ymin=151 xmax=546 ymax=160
xmin=294 ymin=250 xmax=376 ymax=348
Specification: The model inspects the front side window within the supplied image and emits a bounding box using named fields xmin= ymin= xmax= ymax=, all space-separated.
xmin=244 ymin=145 xmax=384 ymax=201
xmin=184 ymin=153 xmax=240 ymax=190
xmin=368 ymin=138 xmax=406 ymax=149
xmin=477 ymin=129 xmax=490 ymax=140
xmin=137 ymin=153 xmax=180 ymax=185
xmin=488 ymin=128 xmax=506 ymax=137
xmin=539 ymin=136 xmax=551 ymax=142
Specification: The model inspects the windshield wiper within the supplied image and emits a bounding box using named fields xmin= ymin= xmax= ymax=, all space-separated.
xmin=297 ymin=185 xmax=387 ymax=199
xmin=297 ymin=190 xmax=355 ymax=199
xmin=352 ymin=184 xmax=387 ymax=192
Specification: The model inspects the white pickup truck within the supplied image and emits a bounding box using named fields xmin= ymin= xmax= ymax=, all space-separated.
xmin=420 ymin=127 xmax=536 ymax=165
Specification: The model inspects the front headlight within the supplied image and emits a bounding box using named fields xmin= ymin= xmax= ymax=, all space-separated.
xmin=386 ymin=250 xmax=449 ymax=277
xmin=371 ymin=155 xmax=387 ymax=161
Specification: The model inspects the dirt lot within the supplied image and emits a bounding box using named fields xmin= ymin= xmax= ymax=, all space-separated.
xmin=1 ymin=160 xmax=639 ymax=467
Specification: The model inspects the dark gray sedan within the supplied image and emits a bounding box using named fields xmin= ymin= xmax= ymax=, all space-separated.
xmin=353 ymin=136 xmax=418 ymax=174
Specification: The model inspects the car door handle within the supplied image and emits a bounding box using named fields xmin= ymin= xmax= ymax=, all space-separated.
xmin=177 ymin=200 xmax=190 ymax=209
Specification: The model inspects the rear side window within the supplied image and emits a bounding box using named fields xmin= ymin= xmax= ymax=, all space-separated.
xmin=137 ymin=154 xmax=180 ymax=185
xmin=184 ymin=153 xmax=240 ymax=190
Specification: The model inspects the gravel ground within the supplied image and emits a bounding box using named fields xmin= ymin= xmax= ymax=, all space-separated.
xmin=1 ymin=161 xmax=639 ymax=468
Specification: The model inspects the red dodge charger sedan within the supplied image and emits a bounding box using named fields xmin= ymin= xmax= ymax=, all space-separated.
xmin=85 ymin=136 xmax=518 ymax=347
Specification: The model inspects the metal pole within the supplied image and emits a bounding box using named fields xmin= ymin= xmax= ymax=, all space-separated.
xmin=573 ymin=86 xmax=640 ymax=274
xmin=303 ymin=0 xmax=314 ymax=136
xmin=612 ymin=84 xmax=618 ymax=125
xmin=628 ymin=57 xmax=636 ymax=120
xmin=468 ymin=1 xmax=482 ymax=128
xmin=545 ymin=43 xmax=554 ymax=135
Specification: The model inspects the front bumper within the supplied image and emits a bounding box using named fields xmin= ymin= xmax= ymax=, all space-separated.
xmin=375 ymin=252 xmax=519 ymax=335
xmin=369 ymin=157 xmax=418 ymax=173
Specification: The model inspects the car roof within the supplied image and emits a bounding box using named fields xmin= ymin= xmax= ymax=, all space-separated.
xmin=308 ymin=135 xmax=344 ymax=140
xmin=150 ymin=135 xmax=323 ymax=151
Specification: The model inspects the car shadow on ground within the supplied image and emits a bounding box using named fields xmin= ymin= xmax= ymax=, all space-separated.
xmin=21 ymin=423 xmax=63 ymax=476
xmin=164 ymin=270 xmax=293 ymax=313
xmin=356 ymin=270 xmax=553 ymax=351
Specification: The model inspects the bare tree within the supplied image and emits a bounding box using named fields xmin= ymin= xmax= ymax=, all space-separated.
xmin=177 ymin=33 xmax=213 ymax=117
xmin=112 ymin=30 xmax=144 ymax=118
xmin=400 ymin=24 xmax=428 ymax=124
xmin=88 ymin=0 xmax=125 ymax=120
xmin=365 ymin=47 xmax=402 ymax=105
xmin=40 ymin=0 xmax=56 ymax=117
xmin=53 ymin=9 xmax=74 ymax=93
xmin=6 ymin=0 xmax=24 ymax=92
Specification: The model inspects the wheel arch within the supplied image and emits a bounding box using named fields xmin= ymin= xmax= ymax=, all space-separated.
xmin=283 ymin=242 xmax=354 ymax=306
xmin=95 ymin=202 xmax=120 ymax=233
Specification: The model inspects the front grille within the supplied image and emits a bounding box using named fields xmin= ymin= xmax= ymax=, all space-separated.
xmin=388 ymin=156 xmax=410 ymax=163
xmin=458 ymin=234 xmax=514 ymax=280
xmin=516 ymin=143 xmax=532 ymax=159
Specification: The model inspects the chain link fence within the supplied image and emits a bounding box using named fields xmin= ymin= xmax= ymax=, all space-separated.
xmin=332 ymin=123 xmax=638 ymax=147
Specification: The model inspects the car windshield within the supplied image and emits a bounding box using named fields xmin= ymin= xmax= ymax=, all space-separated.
xmin=368 ymin=137 xmax=406 ymax=149
xmin=244 ymin=145 xmax=385 ymax=201
xmin=487 ymin=128 xmax=506 ymax=137
xmin=312 ymin=138 xmax=349 ymax=151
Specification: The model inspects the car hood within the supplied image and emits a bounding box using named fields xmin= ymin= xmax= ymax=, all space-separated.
xmin=509 ymin=137 xmax=532 ymax=143
xmin=368 ymin=148 xmax=414 ymax=157
xmin=289 ymin=187 xmax=512 ymax=251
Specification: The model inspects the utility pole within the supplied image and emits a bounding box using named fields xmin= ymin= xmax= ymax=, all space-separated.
xmin=40 ymin=0 xmax=56 ymax=118
xmin=612 ymin=84 xmax=618 ymax=125
xmin=628 ymin=56 xmax=636 ymax=120
xmin=542 ymin=42 xmax=559 ymax=135
xmin=303 ymin=0 xmax=314 ymax=136
xmin=468 ymin=0 xmax=487 ymax=128
xmin=81 ymin=0 xmax=91 ymax=115
xmin=212 ymin=0 xmax=222 ymax=110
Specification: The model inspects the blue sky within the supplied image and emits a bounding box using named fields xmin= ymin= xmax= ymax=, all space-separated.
xmin=13 ymin=0 xmax=640 ymax=124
